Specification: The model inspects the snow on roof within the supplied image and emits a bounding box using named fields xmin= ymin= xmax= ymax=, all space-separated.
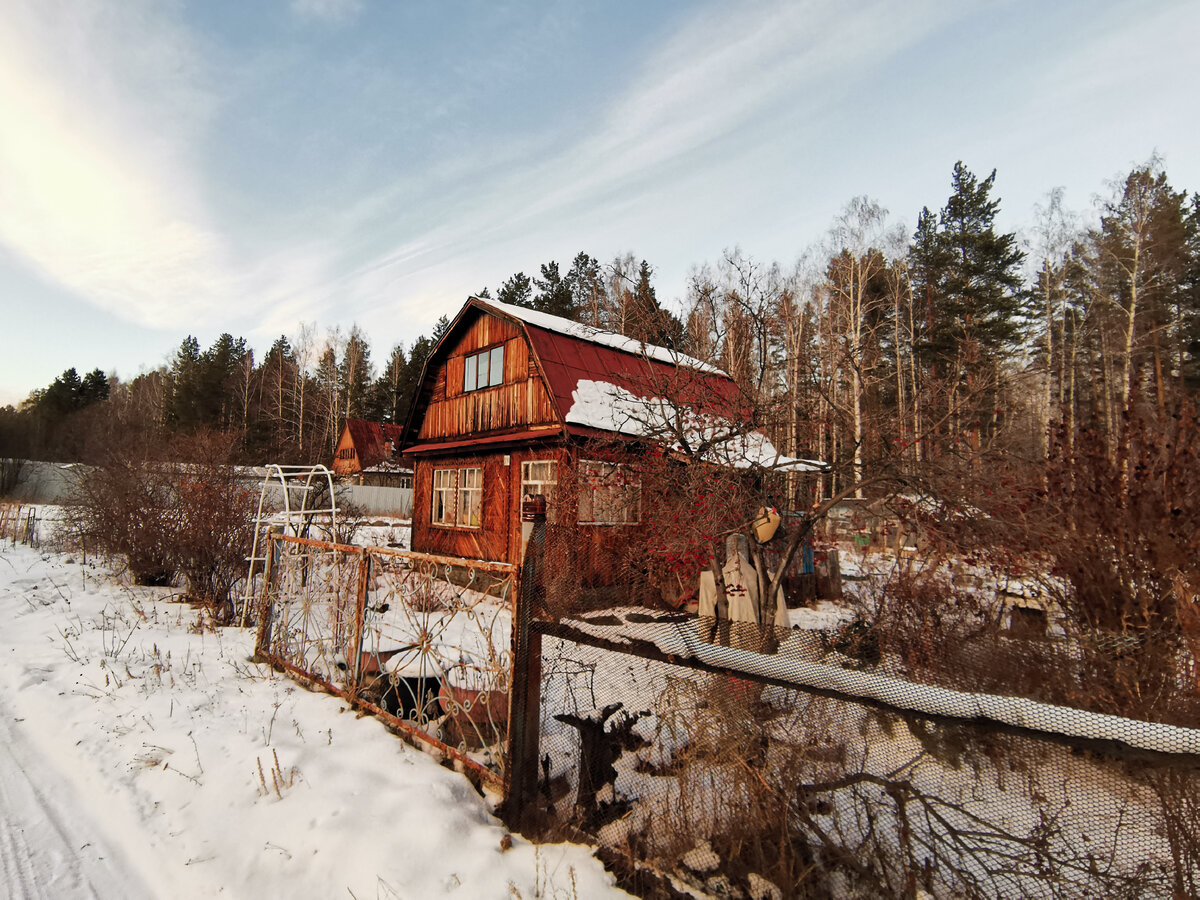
xmin=565 ymin=379 xmax=825 ymax=473
xmin=477 ymin=297 xmax=725 ymax=376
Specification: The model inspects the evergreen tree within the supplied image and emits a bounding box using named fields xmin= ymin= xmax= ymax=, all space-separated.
xmin=908 ymin=163 xmax=1025 ymax=448
xmin=431 ymin=315 xmax=452 ymax=342
xmin=914 ymin=162 xmax=1025 ymax=368
xmin=367 ymin=344 xmax=408 ymax=423
xmin=339 ymin=325 xmax=373 ymax=422
xmin=166 ymin=336 xmax=203 ymax=429
xmin=42 ymin=368 xmax=82 ymax=416
xmin=624 ymin=260 xmax=683 ymax=347
xmin=533 ymin=261 xmax=575 ymax=319
xmin=497 ymin=272 xmax=534 ymax=308
xmin=80 ymin=369 xmax=110 ymax=406
xmin=199 ymin=333 xmax=249 ymax=430
xmin=566 ymin=251 xmax=607 ymax=327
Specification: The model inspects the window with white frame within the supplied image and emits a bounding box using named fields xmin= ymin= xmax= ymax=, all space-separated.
xmin=463 ymin=345 xmax=505 ymax=393
xmin=577 ymin=459 xmax=640 ymax=525
xmin=431 ymin=467 xmax=483 ymax=528
xmin=458 ymin=467 xmax=482 ymax=528
xmin=432 ymin=468 xmax=456 ymax=525
xmin=521 ymin=459 xmax=558 ymax=524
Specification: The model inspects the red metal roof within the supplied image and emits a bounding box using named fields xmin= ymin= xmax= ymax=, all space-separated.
xmin=519 ymin=322 xmax=746 ymax=428
xmin=400 ymin=298 xmax=753 ymax=452
xmin=345 ymin=419 xmax=406 ymax=469
xmin=401 ymin=427 xmax=563 ymax=456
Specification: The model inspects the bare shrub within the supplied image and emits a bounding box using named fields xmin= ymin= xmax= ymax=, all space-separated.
xmin=68 ymin=448 xmax=181 ymax=586
xmin=69 ymin=430 xmax=255 ymax=617
xmin=170 ymin=432 xmax=258 ymax=619
xmin=898 ymin=403 xmax=1200 ymax=724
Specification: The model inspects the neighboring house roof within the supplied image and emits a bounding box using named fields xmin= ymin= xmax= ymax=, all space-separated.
xmin=344 ymin=419 xmax=406 ymax=470
xmin=402 ymin=298 xmax=824 ymax=473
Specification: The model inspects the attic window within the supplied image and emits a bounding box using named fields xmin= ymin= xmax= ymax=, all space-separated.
xmin=464 ymin=346 xmax=504 ymax=392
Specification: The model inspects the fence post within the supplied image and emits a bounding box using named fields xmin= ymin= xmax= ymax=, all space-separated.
xmin=254 ymin=535 xmax=281 ymax=659
xmin=505 ymin=496 xmax=546 ymax=829
xmin=350 ymin=550 xmax=370 ymax=693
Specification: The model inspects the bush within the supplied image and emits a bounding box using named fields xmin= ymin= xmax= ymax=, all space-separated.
xmin=69 ymin=431 xmax=256 ymax=616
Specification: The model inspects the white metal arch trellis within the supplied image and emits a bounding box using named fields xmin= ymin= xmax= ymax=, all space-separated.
xmin=237 ymin=464 xmax=339 ymax=626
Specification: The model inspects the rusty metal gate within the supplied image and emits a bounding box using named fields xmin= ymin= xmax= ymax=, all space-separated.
xmin=254 ymin=534 xmax=519 ymax=788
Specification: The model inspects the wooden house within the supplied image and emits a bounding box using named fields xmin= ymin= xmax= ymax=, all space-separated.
xmin=398 ymin=297 xmax=821 ymax=595
xmin=332 ymin=419 xmax=412 ymax=488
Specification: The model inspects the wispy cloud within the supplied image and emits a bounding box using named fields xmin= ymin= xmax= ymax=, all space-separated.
xmin=0 ymin=1 xmax=236 ymax=328
xmin=301 ymin=1 xmax=960 ymax=329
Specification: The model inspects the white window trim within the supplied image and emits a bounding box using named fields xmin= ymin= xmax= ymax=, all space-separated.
xmin=431 ymin=466 xmax=483 ymax=529
xmin=521 ymin=459 xmax=559 ymax=524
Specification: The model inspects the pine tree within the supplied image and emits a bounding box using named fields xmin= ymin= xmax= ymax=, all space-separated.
xmin=497 ymin=272 xmax=534 ymax=308
xmin=908 ymin=162 xmax=1025 ymax=450
xmin=339 ymin=325 xmax=373 ymax=422
xmin=533 ymin=261 xmax=575 ymax=319
xmin=367 ymin=344 xmax=408 ymax=423
xmin=80 ymin=369 xmax=110 ymax=406
xmin=166 ymin=336 xmax=203 ymax=429
xmin=566 ymin=252 xmax=607 ymax=327
xmin=624 ymin=260 xmax=683 ymax=347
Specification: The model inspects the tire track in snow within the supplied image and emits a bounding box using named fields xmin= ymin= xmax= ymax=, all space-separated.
xmin=0 ymin=705 xmax=155 ymax=900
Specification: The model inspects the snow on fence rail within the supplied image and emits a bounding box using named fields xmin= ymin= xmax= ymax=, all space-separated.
xmin=253 ymin=534 xmax=518 ymax=788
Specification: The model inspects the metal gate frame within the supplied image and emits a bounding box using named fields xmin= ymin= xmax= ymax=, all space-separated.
xmin=254 ymin=533 xmax=520 ymax=789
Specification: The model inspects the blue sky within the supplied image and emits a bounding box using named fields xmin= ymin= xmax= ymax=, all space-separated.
xmin=2 ymin=0 xmax=1198 ymax=406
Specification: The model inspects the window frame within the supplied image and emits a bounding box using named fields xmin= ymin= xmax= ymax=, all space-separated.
xmin=462 ymin=344 xmax=505 ymax=393
xmin=458 ymin=466 xmax=482 ymax=528
xmin=577 ymin=459 xmax=640 ymax=525
xmin=430 ymin=466 xmax=483 ymax=529
xmin=521 ymin=459 xmax=559 ymax=524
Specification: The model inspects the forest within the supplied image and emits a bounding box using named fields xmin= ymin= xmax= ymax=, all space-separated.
xmin=2 ymin=157 xmax=1198 ymax=500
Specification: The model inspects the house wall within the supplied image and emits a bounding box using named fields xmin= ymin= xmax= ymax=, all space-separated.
xmin=411 ymin=450 xmax=515 ymax=562
xmin=410 ymin=445 xmax=639 ymax=590
xmin=416 ymin=314 xmax=558 ymax=441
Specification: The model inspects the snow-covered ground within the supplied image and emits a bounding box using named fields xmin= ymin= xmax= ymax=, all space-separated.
xmin=0 ymin=539 xmax=628 ymax=899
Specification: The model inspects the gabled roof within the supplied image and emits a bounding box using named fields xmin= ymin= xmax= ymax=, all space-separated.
xmin=483 ymin=298 xmax=723 ymax=375
xmin=344 ymin=419 xmax=406 ymax=470
xmin=401 ymin=298 xmax=824 ymax=473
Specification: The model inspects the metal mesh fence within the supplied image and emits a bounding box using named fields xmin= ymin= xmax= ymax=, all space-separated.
xmin=514 ymin=530 xmax=1200 ymax=899
xmin=254 ymin=535 xmax=517 ymax=787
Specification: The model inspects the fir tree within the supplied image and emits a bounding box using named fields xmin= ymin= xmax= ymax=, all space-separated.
xmin=624 ymin=260 xmax=683 ymax=347
xmin=339 ymin=325 xmax=373 ymax=422
xmin=497 ymin=272 xmax=534 ymax=308
xmin=533 ymin=261 xmax=575 ymax=319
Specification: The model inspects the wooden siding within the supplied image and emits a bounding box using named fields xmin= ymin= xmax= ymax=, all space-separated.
xmin=412 ymin=445 xmax=639 ymax=590
xmin=416 ymin=316 xmax=559 ymax=441
xmin=331 ymin=428 xmax=359 ymax=475
xmin=410 ymin=451 xmax=514 ymax=562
